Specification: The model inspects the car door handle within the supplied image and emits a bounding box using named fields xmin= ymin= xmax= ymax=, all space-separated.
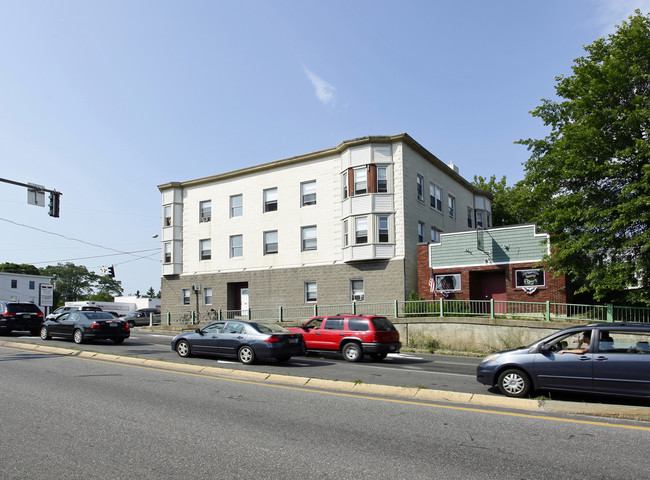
xmin=595 ymin=356 xmax=608 ymax=361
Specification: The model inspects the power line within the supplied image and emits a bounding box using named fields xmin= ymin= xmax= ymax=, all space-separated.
xmin=27 ymin=249 xmax=160 ymax=265
xmin=0 ymin=217 xmax=160 ymax=263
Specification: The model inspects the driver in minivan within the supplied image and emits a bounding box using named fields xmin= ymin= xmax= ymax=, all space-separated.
xmin=559 ymin=330 xmax=591 ymax=354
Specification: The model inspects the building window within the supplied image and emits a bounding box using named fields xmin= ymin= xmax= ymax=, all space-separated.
xmin=182 ymin=289 xmax=190 ymax=305
xmin=467 ymin=207 xmax=473 ymax=228
xmin=305 ymin=282 xmax=317 ymax=303
xmin=264 ymin=230 xmax=278 ymax=254
xmin=343 ymin=219 xmax=349 ymax=247
xmin=11 ymin=279 xmax=17 ymax=289
xmin=476 ymin=211 xmax=484 ymax=228
xmin=230 ymin=194 xmax=243 ymax=217
xmin=301 ymin=226 xmax=317 ymax=251
xmin=418 ymin=221 xmax=425 ymax=243
xmin=448 ymin=194 xmax=456 ymax=219
xmin=301 ymin=181 xmax=316 ymax=206
xmin=351 ymin=279 xmax=364 ymax=301
xmin=199 ymin=200 xmax=211 ymax=222
xmin=353 ymin=168 xmax=367 ymax=195
xmin=164 ymin=243 xmax=172 ymax=263
xmin=417 ymin=174 xmax=424 ymax=202
xmin=487 ymin=212 xmax=492 ymax=228
xmin=204 ymin=287 xmax=213 ymax=305
xmin=29 ymin=281 xmax=35 ymax=290
xmin=163 ymin=205 xmax=172 ymax=226
xmin=264 ymin=188 xmax=278 ymax=212
xmin=377 ymin=166 xmax=388 ymax=193
xmin=355 ymin=217 xmax=368 ymax=244
xmin=431 ymin=227 xmax=441 ymax=243
xmin=199 ymin=239 xmax=211 ymax=260
xmin=435 ymin=274 xmax=461 ymax=292
xmin=378 ymin=216 xmax=389 ymax=243
xmin=342 ymin=171 xmax=348 ymax=199
xmin=515 ymin=269 xmax=546 ymax=288
xmin=230 ymin=235 xmax=243 ymax=258
xmin=430 ymin=184 xmax=442 ymax=212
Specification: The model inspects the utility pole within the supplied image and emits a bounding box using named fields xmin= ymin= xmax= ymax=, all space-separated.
xmin=0 ymin=177 xmax=63 ymax=217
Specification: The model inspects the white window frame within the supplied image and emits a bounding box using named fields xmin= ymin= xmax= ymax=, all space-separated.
xmin=264 ymin=188 xmax=278 ymax=212
xmin=182 ymin=289 xmax=191 ymax=305
xmin=418 ymin=221 xmax=425 ymax=243
xmin=476 ymin=211 xmax=484 ymax=228
xmin=199 ymin=238 xmax=211 ymax=261
xmin=430 ymin=227 xmax=441 ymax=243
xmin=305 ymin=281 xmax=317 ymax=303
xmin=264 ymin=230 xmax=278 ymax=254
xmin=416 ymin=174 xmax=424 ymax=202
xmin=343 ymin=219 xmax=349 ymax=247
xmin=430 ymin=183 xmax=442 ymax=212
xmin=164 ymin=242 xmax=172 ymax=263
xmin=353 ymin=168 xmax=367 ymax=195
xmin=448 ymin=194 xmax=456 ymax=219
xmin=435 ymin=274 xmax=461 ymax=292
xmin=203 ymin=287 xmax=213 ymax=305
xmin=351 ymin=279 xmax=364 ymax=302
xmin=163 ymin=205 xmax=172 ymax=226
xmin=378 ymin=216 xmax=389 ymax=243
xmin=301 ymin=180 xmax=317 ymax=206
xmin=467 ymin=206 xmax=473 ymax=228
xmin=230 ymin=194 xmax=243 ymax=218
xmin=301 ymin=225 xmax=317 ymax=251
xmin=355 ymin=217 xmax=368 ymax=244
xmin=342 ymin=171 xmax=348 ymax=199
xmin=377 ymin=166 xmax=388 ymax=193
xmin=199 ymin=200 xmax=211 ymax=223
xmin=230 ymin=235 xmax=243 ymax=258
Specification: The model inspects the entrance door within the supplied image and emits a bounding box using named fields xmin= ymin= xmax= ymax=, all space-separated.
xmin=476 ymin=271 xmax=507 ymax=314
xmin=240 ymin=288 xmax=249 ymax=316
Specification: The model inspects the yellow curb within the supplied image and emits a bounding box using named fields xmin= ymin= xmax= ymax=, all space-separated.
xmin=416 ymin=389 xmax=474 ymax=404
xmin=88 ymin=353 xmax=121 ymax=362
xmin=31 ymin=345 xmax=76 ymax=355
xmin=470 ymin=394 xmax=539 ymax=410
xmin=352 ymin=383 xmax=419 ymax=398
xmin=113 ymin=356 xmax=148 ymax=365
xmin=77 ymin=351 xmax=100 ymax=358
xmin=200 ymin=366 xmax=236 ymax=376
xmin=266 ymin=374 xmax=310 ymax=386
xmin=305 ymin=378 xmax=357 ymax=392
xmin=142 ymin=359 xmax=181 ymax=369
xmin=228 ymin=370 xmax=271 ymax=381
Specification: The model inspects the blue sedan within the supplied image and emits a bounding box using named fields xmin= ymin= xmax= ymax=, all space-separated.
xmin=171 ymin=320 xmax=304 ymax=364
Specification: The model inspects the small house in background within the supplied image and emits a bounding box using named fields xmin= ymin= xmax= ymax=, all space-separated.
xmin=417 ymin=224 xmax=567 ymax=305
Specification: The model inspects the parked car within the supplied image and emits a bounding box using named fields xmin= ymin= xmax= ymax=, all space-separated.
xmin=286 ymin=314 xmax=401 ymax=362
xmin=0 ymin=302 xmax=44 ymax=335
xmin=40 ymin=311 xmax=130 ymax=344
xmin=171 ymin=320 xmax=304 ymax=364
xmin=123 ymin=308 xmax=161 ymax=327
xmin=476 ymin=322 xmax=650 ymax=399
xmin=45 ymin=305 xmax=102 ymax=321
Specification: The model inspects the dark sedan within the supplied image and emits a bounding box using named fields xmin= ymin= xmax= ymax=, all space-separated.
xmin=40 ymin=311 xmax=130 ymax=344
xmin=171 ymin=320 xmax=304 ymax=364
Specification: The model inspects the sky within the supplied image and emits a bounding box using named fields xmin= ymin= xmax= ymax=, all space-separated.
xmin=1 ymin=0 xmax=648 ymax=296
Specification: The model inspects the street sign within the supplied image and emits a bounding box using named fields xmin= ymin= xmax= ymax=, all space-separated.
xmin=27 ymin=183 xmax=45 ymax=207
xmin=40 ymin=284 xmax=54 ymax=307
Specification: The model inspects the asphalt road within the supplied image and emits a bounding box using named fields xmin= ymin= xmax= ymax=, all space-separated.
xmin=9 ymin=329 xmax=487 ymax=394
xmin=2 ymin=344 xmax=649 ymax=480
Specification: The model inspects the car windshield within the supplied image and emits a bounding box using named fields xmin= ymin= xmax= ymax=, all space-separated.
xmin=370 ymin=317 xmax=395 ymax=331
xmin=252 ymin=322 xmax=290 ymax=334
xmin=7 ymin=303 xmax=42 ymax=314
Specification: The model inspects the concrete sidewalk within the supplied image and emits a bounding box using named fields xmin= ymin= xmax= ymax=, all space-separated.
xmin=3 ymin=339 xmax=650 ymax=422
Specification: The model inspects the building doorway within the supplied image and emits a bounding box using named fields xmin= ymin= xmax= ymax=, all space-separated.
xmin=227 ymin=282 xmax=249 ymax=318
xmin=470 ymin=271 xmax=507 ymax=314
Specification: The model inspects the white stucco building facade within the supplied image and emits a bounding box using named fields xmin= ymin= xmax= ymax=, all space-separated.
xmin=158 ymin=133 xmax=492 ymax=312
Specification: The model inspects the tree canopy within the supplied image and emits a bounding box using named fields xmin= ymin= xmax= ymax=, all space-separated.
xmin=517 ymin=11 xmax=650 ymax=304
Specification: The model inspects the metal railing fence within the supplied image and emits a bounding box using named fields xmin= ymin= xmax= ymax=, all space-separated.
xmin=159 ymin=299 xmax=650 ymax=327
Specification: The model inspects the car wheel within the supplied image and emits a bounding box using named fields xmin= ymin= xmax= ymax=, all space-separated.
xmin=112 ymin=338 xmax=125 ymax=344
xmin=370 ymin=353 xmax=387 ymax=361
xmin=497 ymin=368 xmax=531 ymax=398
xmin=175 ymin=340 xmax=192 ymax=358
xmin=238 ymin=346 xmax=256 ymax=365
xmin=73 ymin=329 xmax=85 ymax=344
xmin=342 ymin=342 xmax=363 ymax=362
xmin=40 ymin=325 xmax=51 ymax=340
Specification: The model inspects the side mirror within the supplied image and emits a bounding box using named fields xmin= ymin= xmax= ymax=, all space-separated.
xmin=195 ymin=328 xmax=203 ymax=335
xmin=539 ymin=344 xmax=553 ymax=353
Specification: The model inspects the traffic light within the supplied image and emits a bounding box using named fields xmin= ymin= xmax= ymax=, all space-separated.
xmin=48 ymin=192 xmax=60 ymax=217
xmin=108 ymin=265 xmax=115 ymax=277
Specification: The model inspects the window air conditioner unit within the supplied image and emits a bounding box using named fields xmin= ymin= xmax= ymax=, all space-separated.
xmin=201 ymin=216 xmax=211 ymax=222
xmin=353 ymin=294 xmax=364 ymax=301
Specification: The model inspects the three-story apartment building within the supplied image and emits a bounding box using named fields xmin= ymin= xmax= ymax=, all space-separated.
xmin=158 ymin=133 xmax=492 ymax=312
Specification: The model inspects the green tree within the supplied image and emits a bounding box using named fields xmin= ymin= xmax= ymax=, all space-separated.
xmin=146 ymin=287 xmax=156 ymax=298
xmin=472 ymin=175 xmax=534 ymax=226
xmin=41 ymin=263 xmax=97 ymax=304
xmin=95 ymin=274 xmax=124 ymax=297
xmin=0 ymin=262 xmax=41 ymax=275
xmin=517 ymin=11 xmax=650 ymax=304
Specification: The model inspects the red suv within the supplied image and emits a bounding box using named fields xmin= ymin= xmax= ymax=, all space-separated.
xmin=288 ymin=314 xmax=401 ymax=362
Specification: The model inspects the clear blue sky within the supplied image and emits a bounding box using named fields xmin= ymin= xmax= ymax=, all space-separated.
xmin=1 ymin=0 xmax=648 ymax=296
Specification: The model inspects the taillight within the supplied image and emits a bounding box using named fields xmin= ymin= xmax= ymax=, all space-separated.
xmin=265 ymin=335 xmax=281 ymax=343
xmin=37 ymin=312 xmax=44 ymax=318
xmin=90 ymin=322 xmax=101 ymax=330
xmin=125 ymin=323 xmax=130 ymax=329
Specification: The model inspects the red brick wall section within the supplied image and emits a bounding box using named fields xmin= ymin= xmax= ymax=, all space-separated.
xmin=417 ymin=244 xmax=567 ymax=303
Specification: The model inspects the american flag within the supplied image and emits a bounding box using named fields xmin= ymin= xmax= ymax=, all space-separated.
xmin=428 ymin=271 xmax=435 ymax=293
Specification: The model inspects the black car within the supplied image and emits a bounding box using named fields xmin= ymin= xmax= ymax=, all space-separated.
xmin=171 ymin=320 xmax=304 ymax=364
xmin=0 ymin=302 xmax=44 ymax=335
xmin=40 ymin=311 xmax=130 ymax=344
